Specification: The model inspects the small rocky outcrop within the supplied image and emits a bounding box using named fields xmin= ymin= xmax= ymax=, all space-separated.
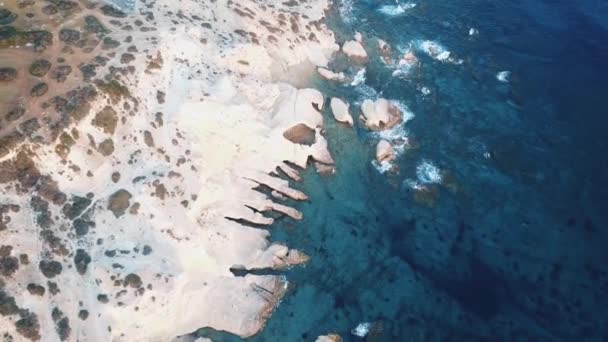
xmin=317 ymin=67 xmax=345 ymax=82
xmin=359 ymin=98 xmax=401 ymax=131
xmin=376 ymin=140 xmax=394 ymax=163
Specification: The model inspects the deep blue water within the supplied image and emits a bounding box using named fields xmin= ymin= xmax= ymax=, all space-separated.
xmin=197 ymin=0 xmax=608 ymax=341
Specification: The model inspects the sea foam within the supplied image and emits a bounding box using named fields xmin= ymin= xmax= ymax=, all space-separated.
xmin=340 ymin=0 xmax=355 ymax=23
xmin=350 ymin=68 xmax=366 ymax=86
xmin=351 ymin=322 xmax=372 ymax=337
xmin=417 ymin=40 xmax=463 ymax=64
xmin=416 ymin=160 xmax=443 ymax=184
xmin=497 ymin=71 xmax=511 ymax=82
xmin=378 ymin=2 xmax=417 ymax=16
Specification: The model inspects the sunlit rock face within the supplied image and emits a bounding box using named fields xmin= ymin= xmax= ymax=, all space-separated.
xmin=0 ymin=0 xmax=338 ymax=340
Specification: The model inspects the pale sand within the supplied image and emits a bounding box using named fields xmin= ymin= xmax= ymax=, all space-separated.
xmin=0 ymin=0 xmax=339 ymax=340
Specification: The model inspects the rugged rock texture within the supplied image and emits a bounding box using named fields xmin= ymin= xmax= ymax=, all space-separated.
xmin=359 ymin=98 xmax=402 ymax=131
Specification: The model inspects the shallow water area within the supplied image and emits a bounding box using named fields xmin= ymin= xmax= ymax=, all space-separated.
xmin=190 ymin=0 xmax=608 ymax=340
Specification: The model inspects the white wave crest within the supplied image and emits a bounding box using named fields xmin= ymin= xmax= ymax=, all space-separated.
xmin=340 ymin=0 xmax=355 ymax=23
xmin=417 ymin=40 xmax=463 ymax=64
xmin=350 ymin=68 xmax=366 ymax=86
xmin=351 ymin=322 xmax=372 ymax=337
xmin=416 ymin=160 xmax=443 ymax=184
xmin=378 ymin=2 xmax=416 ymax=16
xmin=372 ymin=160 xmax=393 ymax=174
xmin=496 ymin=71 xmax=510 ymax=82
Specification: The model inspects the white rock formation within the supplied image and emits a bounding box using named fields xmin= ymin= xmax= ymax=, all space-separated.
xmin=330 ymin=98 xmax=354 ymax=126
xmin=316 ymin=334 xmax=343 ymax=342
xmin=317 ymin=67 xmax=346 ymax=82
xmin=342 ymin=40 xmax=369 ymax=64
xmin=376 ymin=140 xmax=395 ymax=162
xmin=359 ymin=98 xmax=402 ymax=131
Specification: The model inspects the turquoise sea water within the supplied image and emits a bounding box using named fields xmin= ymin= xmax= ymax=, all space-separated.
xmin=197 ymin=0 xmax=608 ymax=341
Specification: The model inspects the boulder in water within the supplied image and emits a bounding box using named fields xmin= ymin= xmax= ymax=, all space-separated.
xmin=330 ymin=98 xmax=353 ymax=126
xmin=359 ymin=98 xmax=401 ymax=131
xmin=376 ymin=140 xmax=395 ymax=163
xmin=317 ymin=67 xmax=345 ymax=82
xmin=342 ymin=39 xmax=368 ymax=64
